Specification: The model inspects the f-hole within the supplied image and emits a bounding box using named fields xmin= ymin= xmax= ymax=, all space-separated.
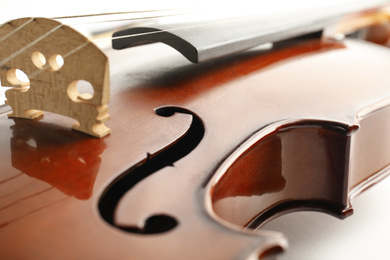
xmin=98 ymin=106 xmax=204 ymax=234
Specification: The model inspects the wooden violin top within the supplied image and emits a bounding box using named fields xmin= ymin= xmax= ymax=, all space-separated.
xmin=1 ymin=34 xmax=390 ymax=259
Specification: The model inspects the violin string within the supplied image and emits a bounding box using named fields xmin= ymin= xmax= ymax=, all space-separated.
xmin=51 ymin=6 xmax=201 ymax=26
xmin=51 ymin=7 xmax=197 ymax=20
xmin=28 ymin=41 xmax=90 ymax=80
xmin=0 ymin=7 xmax=254 ymax=84
xmin=63 ymin=13 xmax=195 ymax=26
xmin=0 ymin=179 xmax=39 ymax=199
xmin=0 ymin=19 xmax=93 ymax=82
xmin=0 ymin=7 xmax=221 ymax=81
xmin=0 ymin=18 xmax=34 ymax=43
xmin=0 ymin=186 xmax=54 ymax=211
xmin=9 ymin=14 xmax=261 ymax=86
xmin=0 ymin=196 xmax=69 ymax=229
xmin=0 ymin=172 xmax=24 ymax=184
xmin=92 ymin=14 xmax=254 ymax=43
xmin=0 ymin=24 xmax=63 ymax=67
xmin=0 ymin=7 xmax=198 ymax=38
xmin=0 ymin=5 xmax=248 ymax=52
xmin=0 ymin=7 xmax=201 ymax=73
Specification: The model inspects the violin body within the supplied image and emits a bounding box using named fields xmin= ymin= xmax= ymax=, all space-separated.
xmin=1 ymin=16 xmax=390 ymax=259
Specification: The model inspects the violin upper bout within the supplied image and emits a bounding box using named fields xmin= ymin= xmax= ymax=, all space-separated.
xmin=0 ymin=17 xmax=110 ymax=138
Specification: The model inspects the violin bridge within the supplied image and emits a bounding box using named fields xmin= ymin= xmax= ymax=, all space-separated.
xmin=0 ymin=17 xmax=110 ymax=138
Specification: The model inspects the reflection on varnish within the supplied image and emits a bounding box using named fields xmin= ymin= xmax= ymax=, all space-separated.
xmin=212 ymin=134 xmax=286 ymax=201
xmin=10 ymin=118 xmax=106 ymax=200
xmin=210 ymin=121 xmax=350 ymax=229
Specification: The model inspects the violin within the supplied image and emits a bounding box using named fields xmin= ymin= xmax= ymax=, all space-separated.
xmin=1 ymin=1 xmax=390 ymax=259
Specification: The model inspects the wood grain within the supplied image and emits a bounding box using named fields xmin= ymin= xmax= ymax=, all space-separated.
xmin=0 ymin=18 xmax=110 ymax=137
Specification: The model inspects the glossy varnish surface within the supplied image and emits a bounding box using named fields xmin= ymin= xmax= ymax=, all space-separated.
xmin=1 ymin=38 xmax=390 ymax=259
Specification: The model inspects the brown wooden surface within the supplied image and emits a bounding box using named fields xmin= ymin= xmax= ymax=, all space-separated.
xmin=1 ymin=36 xmax=390 ymax=259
